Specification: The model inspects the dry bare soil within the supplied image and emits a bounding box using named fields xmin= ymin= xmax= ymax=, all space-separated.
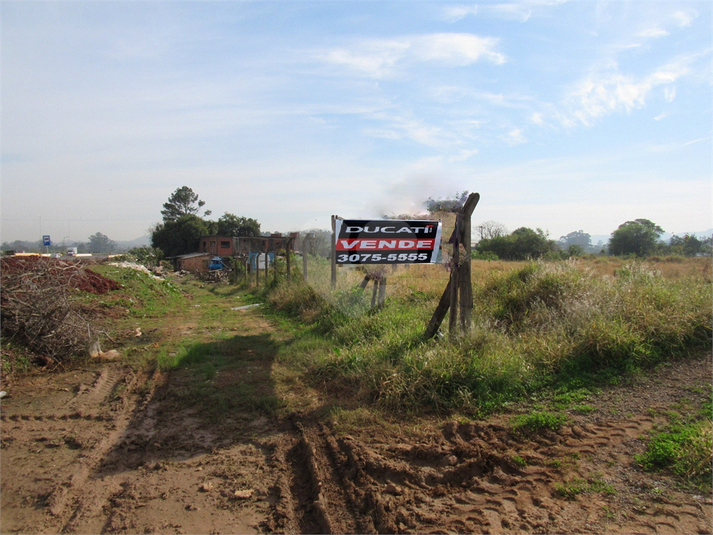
xmin=1 ymin=308 xmax=711 ymax=534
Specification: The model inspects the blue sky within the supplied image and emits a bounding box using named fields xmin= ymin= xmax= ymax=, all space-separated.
xmin=2 ymin=0 xmax=711 ymax=245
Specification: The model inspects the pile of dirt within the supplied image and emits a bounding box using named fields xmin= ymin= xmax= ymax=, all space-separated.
xmin=0 ymin=257 xmax=121 ymax=295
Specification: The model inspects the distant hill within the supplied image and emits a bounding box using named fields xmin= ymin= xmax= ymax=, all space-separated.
xmin=115 ymin=236 xmax=151 ymax=250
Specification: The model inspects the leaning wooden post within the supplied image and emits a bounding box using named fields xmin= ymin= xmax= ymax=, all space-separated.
xmin=286 ymin=238 xmax=292 ymax=282
xmin=302 ymin=236 xmax=308 ymax=281
xmin=425 ymin=278 xmax=452 ymax=339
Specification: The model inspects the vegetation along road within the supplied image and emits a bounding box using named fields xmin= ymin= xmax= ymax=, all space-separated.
xmin=1 ymin=255 xmax=711 ymax=534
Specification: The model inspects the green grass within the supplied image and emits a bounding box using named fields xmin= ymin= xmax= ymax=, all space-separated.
xmin=88 ymin=264 xmax=185 ymax=318
xmin=263 ymin=259 xmax=711 ymax=414
xmin=68 ymin=265 xmax=286 ymax=423
xmin=555 ymin=476 xmax=616 ymax=500
xmin=511 ymin=411 xmax=569 ymax=433
xmin=637 ymin=419 xmax=712 ymax=487
xmin=635 ymin=389 xmax=712 ymax=489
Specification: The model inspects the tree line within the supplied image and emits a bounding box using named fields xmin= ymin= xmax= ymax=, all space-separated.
xmin=3 ymin=188 xmax=711 ymax=261
xmin=474 ymin=218 xmax=712 ymax=260
xmin=2 ymin=232 xmax=118 ymax=255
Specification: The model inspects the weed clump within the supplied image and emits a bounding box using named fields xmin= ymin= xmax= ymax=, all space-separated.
xmin=637 ymin=418 xmax=713 ymax=487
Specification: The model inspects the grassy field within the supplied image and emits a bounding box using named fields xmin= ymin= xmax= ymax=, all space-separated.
xmin=265 ymin=256 xmax=711 ymax=412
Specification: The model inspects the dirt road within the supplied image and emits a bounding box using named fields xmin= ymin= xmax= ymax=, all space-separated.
xmin=1 ymin=307 xmax=711 ymax=534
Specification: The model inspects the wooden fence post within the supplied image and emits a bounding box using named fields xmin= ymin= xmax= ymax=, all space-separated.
xmin=370 ymin=279 xmax=378 ymax=309
xmin=264 ymin=249 xmax=269 ymax=283
xmin=331 ymin=216 xmax=337 ymax=289
xmin=425 ymin=192 xmax=480 ymax=339
xmin=459 ymin=194 xmax=479 ymax=332
xmin=448 ymin=215 xmax=461 ymax=338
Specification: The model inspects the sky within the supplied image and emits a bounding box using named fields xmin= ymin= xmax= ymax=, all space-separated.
xmin=2 ymin=0 xmax=711 ymax=245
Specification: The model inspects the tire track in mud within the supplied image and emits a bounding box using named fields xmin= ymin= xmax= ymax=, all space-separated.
xmin=55 ymin=366 xmax=167 ymax=534
xmin=266 ymin=414 xmax=711 ymax=535
xmin=47 ymin=365 xmax=143 ymax=532
xmin=268 ymin=420 xmax=371 ymax=534
xmin=67 ymin=365 xmax=125 ymax=412
xmin=0 ymin=364 xmax=156 ymax=533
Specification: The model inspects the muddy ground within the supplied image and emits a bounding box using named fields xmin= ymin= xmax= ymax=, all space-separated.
xmin=1 ymin=307 xmax=711 ymax=534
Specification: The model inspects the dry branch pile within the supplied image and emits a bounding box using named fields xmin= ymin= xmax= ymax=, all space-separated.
xmin=1 ymin=257 xmax=120 ymax=363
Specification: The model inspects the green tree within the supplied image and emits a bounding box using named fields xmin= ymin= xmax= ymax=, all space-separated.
xmin=151 ymin=215 xmax=213 ymax=257
xmin=215 ymin=212 xmax=260 ymax=237
xmin=558 ymin=230 xmax=591 ymax=249
xmin=87 ymin=232 xmax=116 ymax=253
xmin=476 ymin=227 xmax=557 ymax=260
xmin=609 ymin=219 xmax=664 ymax=257
xmin=161 ymin=186 xmax=211 ymax=222
xmin=669 ymin=234 xmax=705 ymax=257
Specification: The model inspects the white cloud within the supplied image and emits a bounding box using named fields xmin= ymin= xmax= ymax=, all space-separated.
xmin=482 ymin=3 xmax=533 ymax=23
xmin=413 ymin=34 xmax=506 ymax=66
xmin=501 ymin=128 xmax=527 ymax=145
xmin=478 ymin=0 xmax=568 ymax=23
xmin=324 ymin=40 xmax=408 ymax=78
xmin=664 ymin=86 xmax=676 ymax=102
xmin=565 ymin=57 xmax=692 ymax=126
xmin=442 ymin=4 xmax=478 ymax=23
xmin=448 ymin=148 xmax=479 ymax=162
xmin=363 ymin=111 xmax=453 ymax=148
xmin=321 ymin=33 xmax=505 ymax=78
xmin=672 ymin=9 xmax=698 ymax=27
xmin=636 ymin=28 xmax=669 ymax=39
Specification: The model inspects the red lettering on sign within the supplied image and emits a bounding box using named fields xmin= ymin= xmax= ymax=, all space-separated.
xmin=336 ymin=239 xmax=435 ymax=251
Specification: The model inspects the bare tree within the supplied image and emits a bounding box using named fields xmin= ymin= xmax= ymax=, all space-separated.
xmin=475 ymin=221 xmax=508 ymax=240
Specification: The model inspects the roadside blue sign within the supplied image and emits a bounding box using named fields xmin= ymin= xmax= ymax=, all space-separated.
xmin=43 ymin=235 xmax=51 ymax=246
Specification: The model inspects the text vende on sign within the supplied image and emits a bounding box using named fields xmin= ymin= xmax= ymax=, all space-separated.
xmin=334 ymin=219 xmax=443 ymax=265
